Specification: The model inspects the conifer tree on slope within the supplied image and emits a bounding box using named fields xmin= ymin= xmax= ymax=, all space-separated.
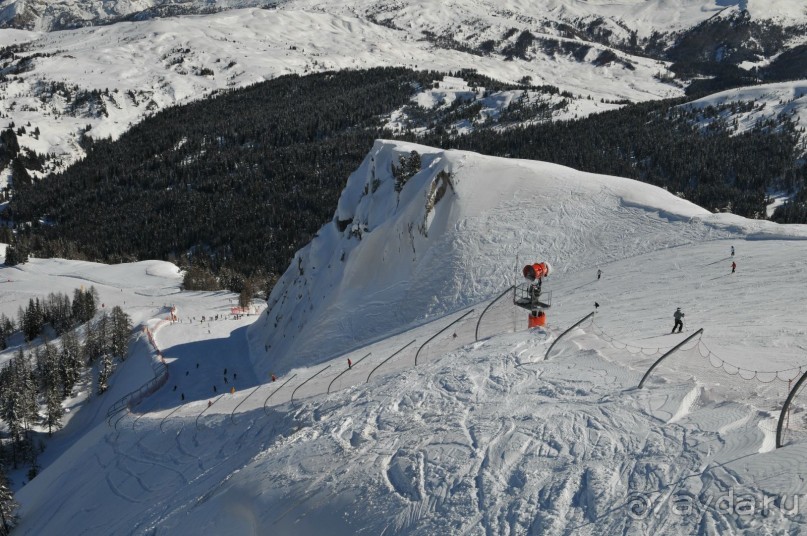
xmin=40 ymin=341 xmax=64 ymax=435
xmin=0 ymin=349 xmax=38 ymax=467
xmin=109 ymin=306 xmax=132 ymax=360
xmin=58 ymin=330 xmax=82 ymax=398
xmin=0 ymin=464 xmax=18 ymax=536
xmin=97 ymin=352 xmax=113 ymax=395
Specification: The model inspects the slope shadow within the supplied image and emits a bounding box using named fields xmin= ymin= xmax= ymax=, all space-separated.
xmin=145 ymin=325 xmax=258 ymax=410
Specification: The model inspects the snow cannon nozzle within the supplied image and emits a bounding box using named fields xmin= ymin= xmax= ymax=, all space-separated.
xmin=522 ymin=262 xmax=551 ymax=281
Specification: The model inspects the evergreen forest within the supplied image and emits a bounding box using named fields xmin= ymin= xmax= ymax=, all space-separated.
xmin=6 ymin=68 xmax=806 ymax=291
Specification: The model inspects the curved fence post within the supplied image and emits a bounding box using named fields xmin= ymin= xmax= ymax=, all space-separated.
xmin=159 ymin=404 xmax=187 ymax=433
xmin=263 ymin=374 xmax=297 ymax=415
xmin=415 ymin=309 xmax=475 ymax=365
xmin=291 ymin=364 xmax=331 ymax=404
xmin=367 ymin=340 xmax=417 ymax=383
xmin=196 ymin=394 xmax=224 ymax=430
xmin=638 ymin=328 xmax=704 ymax=389
xmin=327 ymin=352 xmax=371 ymax=394
xmin=544 ymin=312 xmax=595 ymax=360
xmin=777 ymin=370 xmax=807 ymax=449
xmin=475 ymin=286 xmax=515 ymax=341
xmin=230 ymin=385 xmax=263 ymax=424
xmin=113 ymin=409 xmax=130 ymax=432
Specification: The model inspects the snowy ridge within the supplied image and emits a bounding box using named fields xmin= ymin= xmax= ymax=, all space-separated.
xmin=0 ymin=0 xmax=269 ymax=30
xmin=249 ymin=139 xmax=807 ymax=376
xmin=684 ymin=80 xmax=807 ymax=151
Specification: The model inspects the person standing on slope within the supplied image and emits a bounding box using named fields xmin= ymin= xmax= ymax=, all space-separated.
xmin=672 ymin=307 xmax=684 ymax=334
xmin=597 ymin=269 xmax=602 ymax=280
xmin=731 ymin=261 xmax=736 ymax=274
xmin=731 ymin=245 xmax=735 ymax=256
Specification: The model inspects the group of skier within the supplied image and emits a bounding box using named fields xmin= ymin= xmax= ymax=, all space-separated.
xmin=668 ymin=245 xmax=737 ymax=333
xmin=591 ymin=245 xmax=738 ymax=335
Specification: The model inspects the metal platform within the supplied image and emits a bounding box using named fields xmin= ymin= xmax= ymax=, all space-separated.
xmin=513 ymin=283 xmax=551 ymax=310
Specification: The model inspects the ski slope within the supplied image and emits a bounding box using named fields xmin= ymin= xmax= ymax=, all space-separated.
xmin=5 ymin=142 xmax=807 ymax=534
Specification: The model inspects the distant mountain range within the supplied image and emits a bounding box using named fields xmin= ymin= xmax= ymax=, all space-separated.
xmin=0 ymin=0 xmax=274 ymax=31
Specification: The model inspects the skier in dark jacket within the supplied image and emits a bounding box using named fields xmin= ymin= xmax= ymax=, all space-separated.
xmin=672 ymin=308 xmax=684 ymax=333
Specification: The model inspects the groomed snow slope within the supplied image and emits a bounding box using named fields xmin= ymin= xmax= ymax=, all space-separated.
xmin=7 ymin=141 xmax=807 ymax=534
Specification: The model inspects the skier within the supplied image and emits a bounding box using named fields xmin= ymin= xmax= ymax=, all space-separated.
xmin=347 ymin=358 xmax=352 ymax=369
xmin=594 ymin=302 xmax=599 ymax=310
xmin=731 ymin=261 xmax=736 ymax=273
xmin=671 ymin=307 xmax=684 ymax=334
xmin=208 ymin=400 xmax=212 ymax=408
xmin=597 ymin=269 xmax=602 ymax=280
xmin=271 ymin=374 xmax=277 ymax=382
xmin=230 ymin=386 xmax=235 ymax=394
xmin=731 ymin=246 xmax=735 ymax=257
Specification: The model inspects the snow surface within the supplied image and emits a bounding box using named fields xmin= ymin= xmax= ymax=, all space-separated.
xmin=6 ymin=141 xmax=807 ymax=534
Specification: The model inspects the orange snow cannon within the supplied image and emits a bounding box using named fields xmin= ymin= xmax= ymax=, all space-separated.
xmin=528 ymin=310 xmax=546 ymax=328
xmin=522 ymin=262 xmax=551 ymax=281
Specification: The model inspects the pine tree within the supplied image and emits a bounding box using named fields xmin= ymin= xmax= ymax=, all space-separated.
xmin=0 ymin=349 xmax=38 ymax=467
xmin=0 ymin=465 xmax=18 ymax=536
xmin=40 ymin=341 xmax=63 ymax=436
xmin=22 ymin=298 xmax=43 ymax=341
xmin=58 ymin=330 xmax=82 ymax=398
xmin=0 ymin=314 xmax=12 ymax=351
xmin=238 ymin=279 xmax=254 ymax=309
xmin=44 ymin=292 xmax=73 ymax=335
xmin=71 ymin=287 xmax=97 ymax=326
xmin=97 ymin=352 xmax=113 ymax=395
xmin=96 ymin=312 xmax=110 ymax=357
xmin=2 ymin=245 xmax=27 ymax=267
xmin=83 ymin=319 xmax=99 ymax=364
xmin=109 ymin=306 xmax=131 ymax=360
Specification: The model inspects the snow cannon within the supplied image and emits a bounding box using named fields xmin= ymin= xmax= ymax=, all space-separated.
xmin=515 ymin=261 xmax=552 ymax=311
xmin=522 ymin=262 xmax=551 ymax=281
xmin=528 ymin=309 xmax=546 ymax=328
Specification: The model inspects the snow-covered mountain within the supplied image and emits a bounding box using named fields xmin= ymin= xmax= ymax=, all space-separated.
xmin=3 ymin=0 xmax=807 ymax=35
xmin=5 ymin=140 xmax=807 ymax=534
xmin=0 ymin=6 xmax=679 ymax=185
xmin=0 ymin=0 xmax=272 ymax=30
xmin=3 ymin=0 xmax=807 ymax=185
